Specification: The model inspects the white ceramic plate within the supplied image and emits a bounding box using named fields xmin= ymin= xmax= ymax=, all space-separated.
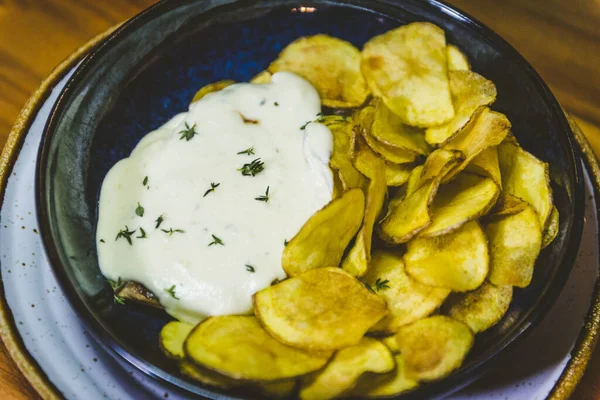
xmin=0 ymin=66 xmax=598 ymax=400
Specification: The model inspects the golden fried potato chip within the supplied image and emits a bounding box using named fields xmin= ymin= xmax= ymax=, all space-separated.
xmin=361 ymin=22 xmax=454 ymax=127
xmin=331 ymin=169 xmax=344 ymax=199
xmin=282 ymin=188 xmax=365 ymax=276
xmin=419 ymin=148 xmax=464 ymax=185
xmin=354 ymin=106 xmax=419 ymax=164
xmin=191 ymin=80 xmax=236 ymax=103
xmin=542 ymin=206 xmax=559 ymax=249
xmin=327 ymin=117 xmax=367 ymax=190
xmin=498 ymin=140 xmax=553 ymax=228
xmin=254 ymin=267 xmax=387 ymax=351
xmin=369 ymin=98 xmax=430 ymax=156
xmin=365 ymin=250 xmax=450 ymax=334
xmin=396 ymin=315 xmax=474 ymax=381
xmin=486 ymin=205 xmax=542 ymax=288
xmin=159 ymin=321 xmax=194 ymax=359
xmin=250 ymin=70 xmax=272 ymax=84
xmin=443 ymin=107 xmax=511 ymax=181
xmin=384 ymin=161 xmax=413 ymax=186
xmin=381 ymin=335 xmax=400 ymax=354
xmin=444 ymin=281 xmax=513 ymax=333
xmin=488 ymin=194 xmax=528 ymax=217
xmin=465 ymin=146 xmax=502 ymax=189
xmin=180 ymin=360 xmax=240 ymax=388
xmin=185 ymin=316 xmax=332 ymax=381
xmin=447 ymin=44 xmax=470 ymax=71
xmin=351 ymin=354 xmax=419 ymax=397
xmin=425 ymin=71 xmax=497 ymax=145
xmin=378 ymin=178 xmax=438 ymax=244
xmin=342 ymin=154 xmax=386 ymax=277
xmin=404 ymin=221 xmax=488 ymax=291
xmin=419 ymin=173 xmax=499 ymax=237
xmin=269 ymin=35 xmax=369 ymax=107
xmin=405 ymin=165 xmax=425 ymax=198
xmin=299 ymin=338 xmax=394 ymax=400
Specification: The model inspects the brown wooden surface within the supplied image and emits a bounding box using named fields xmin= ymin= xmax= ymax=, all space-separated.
xmin=0 ymin=0 xmax=599 ymax=399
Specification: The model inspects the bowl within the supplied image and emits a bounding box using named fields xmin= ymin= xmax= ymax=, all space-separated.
xmin=36 ymin=0 xmax=585 ymax=398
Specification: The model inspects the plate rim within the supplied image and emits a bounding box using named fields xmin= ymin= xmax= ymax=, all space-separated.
xmin=0 ymin=5 xmax=596 ymax=400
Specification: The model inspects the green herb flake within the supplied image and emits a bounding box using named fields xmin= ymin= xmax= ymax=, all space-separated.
xmin=114 ymin=295 xmax=125 ymax=305
xmin=255 ymin=186 xmax=270 ymax=203
xmin=137 ymin=227 xmax=147 ymax=239
xmin=135 ymin=202 xmax=144 ymax=217
xmin=208 ymin=234 xmax=224 ymax=246
xmin=274 ymin=102 xmax=279 ymax=107
xmin=143 ymin=176 xmax=148 ymax=186
xmin=237 ymin=146 xmax=255 ymax=155
xmin=115 ymin=226 xmax=136 ymax=245
xmin=245 ymin=265 xmax=255 ymax=273
xmin=238 ymin=158 xmax=265 ymax=177
xmin=284 ymin=239 xmax=289 ymax=246
xmin=162 ymin=228 xmax=185 ymax=236
xmin=299 ymin=121 xmax=312 ymax=130
xmin=155 ymin=214 xmax=165 ymax=229
xmin=164 ymin=285 xmax=180 ymax=300
xmin=203 ymin=182 xmax=220 ymax=197
xmin=99 ymin=239 xmax=105 ymax=243
xmin=375 ymin=278 xmax=391 ymax=291
xmin=179 ymin=122 xmax=198 ymax=141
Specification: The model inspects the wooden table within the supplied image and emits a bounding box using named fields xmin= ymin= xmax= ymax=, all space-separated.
xmin=0 ymin=0 xmax=599 ymax=398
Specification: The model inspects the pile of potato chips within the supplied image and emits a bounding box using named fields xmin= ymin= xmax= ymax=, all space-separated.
xmin=159 ymin=21 xmax=557 ymax=399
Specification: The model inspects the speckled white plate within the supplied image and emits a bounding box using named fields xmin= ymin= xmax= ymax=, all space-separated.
xmin=0 ymin=48 xmax=599 ymax=400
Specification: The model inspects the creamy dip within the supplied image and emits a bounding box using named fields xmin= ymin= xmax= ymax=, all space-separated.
xmin=96 ymin=72 xmax=333 ymax=323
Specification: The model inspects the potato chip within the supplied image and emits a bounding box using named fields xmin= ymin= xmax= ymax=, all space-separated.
xmin=444 ymin=281 xmax=513 ymax=333
xmin=331 ymin=169 xmax=344 ymax=199
xmin=378 ymin=178 xmax=438 ymax=244
xmin=486 ymin=205 xmax=542 ymax=287
xmin=185 ymin=316 xmax=332 ymax=381
xmin=327 ymin=117 xmax=367 ymax=190
xmin=419 ymin=173 xmax=499 ymax=237
xmin=384 ymin=161 xmax=413 ymax=186
xmin=299 ymin=338 xmax=394 ymax=400
xmin=282 ymin=188 xmax=365 ymax=277
xmin=488 ymin=194 xmax=528 ymax=217
xmin=381 ymin=335 xmax=400 ymax=354
xmin=404 ymin=221 xmax=488 ymax=291
xmin=443 ymin=107 xmax=511 ymax=181
xmin=365 ymin=250 xmax=450 ymax=333
xmin=368 ymin=98 xmax=430 ymax=156
xmin=269 ymin=35 xmax=369 ymax=107
xmin=159 ymin=321 xmax=194 ymax=359
xmin=254 ymin=267 xmax=387 ymax=351
xmin=425 ymin=71 xmax=497 ymax=145
xmin=361 ymin=22 xmax=454 ymax=127
xmin=191 ymin=80 xmax=236 ymax=103
xmin=250 ymin=70 xmax=272 ymax=84
xmin=447 ymin=45 xmax=470 ymax=71
xmin=542 ymin=206 xmax=559 ymax=249
xmin=396 ymin=315 xmax=474 ymax=381
xmin=354 ymin=106 xmax=419 ymax=164
xmin=498 ymin=140 xmax=553 ymax=228
xmin=351 ymin=354 xmax=419 ymax=397
xmin=180 ymin=360 xmax=241 ymax=388
xmin=465 ymin=146 xmax=502 ymax=188
xmin=420 ymin=148 xmax=464 ymax=185
xmin=342 ymin=153 xmax=386 ymax=277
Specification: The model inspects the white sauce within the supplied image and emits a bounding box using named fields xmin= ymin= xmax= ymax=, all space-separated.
xmin=96 ymin=72 xmax=333 ymax=324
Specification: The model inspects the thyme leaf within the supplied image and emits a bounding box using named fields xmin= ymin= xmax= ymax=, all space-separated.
xmin=179 ymin=122 xmax=197 ymax=141
xmin=208 ymin=234 xmax=224 ymax=246
xmin=255 ymin=186 xmax=270 ymax=202
xmin=115 ymin=226 xmax=136 ymax=245
xmin=203 ymin=182 xmax=220 ymax=197
xmin=238 ymin=158 xmax=264 ymax=177
xmin=135 ymin=202 xmax=144 ymax=217
xmin=164 ymin=285 xmax=180 ymax=300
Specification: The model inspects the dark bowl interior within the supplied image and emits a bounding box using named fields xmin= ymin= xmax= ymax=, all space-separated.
xmin=37 ymin=0 xmax=584 ymax=398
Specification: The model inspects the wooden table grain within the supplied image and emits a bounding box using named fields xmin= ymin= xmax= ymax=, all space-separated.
xmin=0 ymin=0 xmax=599 ymax=398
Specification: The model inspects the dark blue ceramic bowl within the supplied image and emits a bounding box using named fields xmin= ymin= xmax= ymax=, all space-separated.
xmin=36 ymin=0 xmax=585 ymax=398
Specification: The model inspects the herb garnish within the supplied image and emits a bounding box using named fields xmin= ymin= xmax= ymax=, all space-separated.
xmin=255 ymin=186 xmax=270 ymax=202
xmin=143 ymin=176 xmax=148 ymax=186
xmin=274 ymin=102 xmax=279 ymax=106
xmin=208 ymin=234 xmax=224 ymax=246
xmin=115 ymin=226 xmax=136 ymax=245
xmin=237 ymin=147 xmax=255 ymax=155
xmin=135 ymin=202 xmax=144 ymax=217
xmin=162 ymin=228 xmax=185 ymax=236
xmin=108 ymin=278 xmax=126 ymax=304
xmin=246 ymin=265 xmax=255 ymax=273
xmin=100 ymin=239 xmax=105 ymax=243
xmin=284 ymin=239 xmax=289 ymax=246
xmin=238 ymin=158 xmax=264 ymax=177
xmin=203 ymin=182 xmax=220 ymax=197
xmin=137 ymin=227 xmax=147 ymax=239
xmin=179 ymin=122 xmax=197 ymax=141
xmin=374 ymin=278 xmax=391 ymax=291
xmin=164 ymin=285 xmax=179 ymax=300
xmin=155 ymin=214 xmax=164 ymax=229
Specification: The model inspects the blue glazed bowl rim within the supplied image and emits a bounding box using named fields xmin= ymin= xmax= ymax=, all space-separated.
xmin=36 ymin=0 xmax=585 ymax=398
